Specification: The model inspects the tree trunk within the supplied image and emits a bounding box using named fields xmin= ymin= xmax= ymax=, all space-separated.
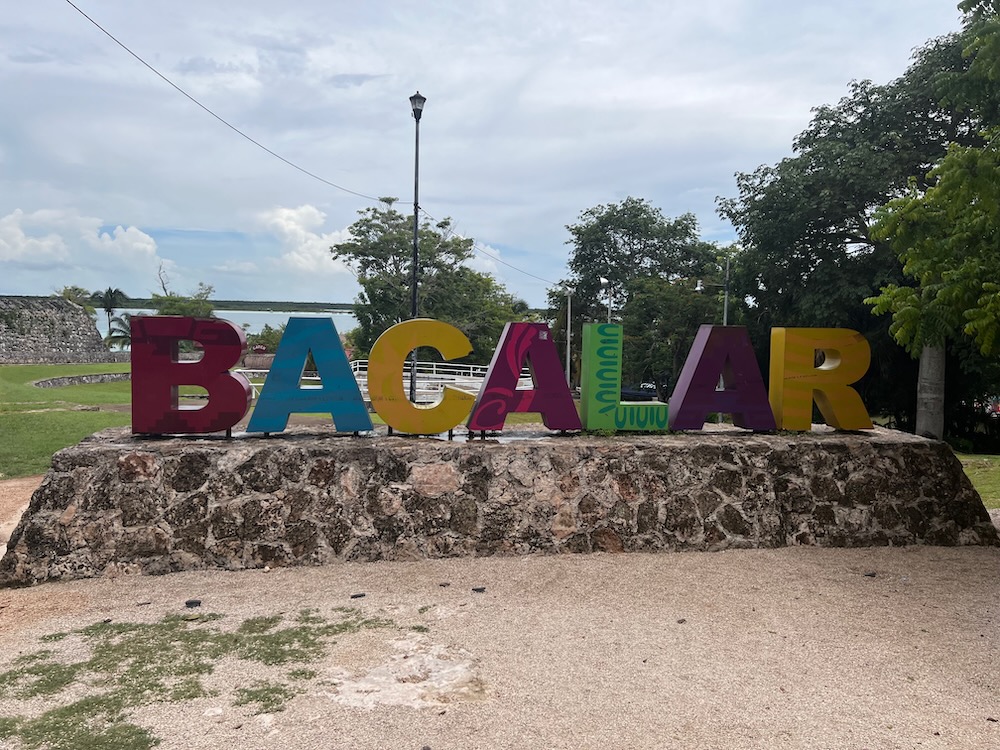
xmin=915 ymin=343 xmax=946 ymax=439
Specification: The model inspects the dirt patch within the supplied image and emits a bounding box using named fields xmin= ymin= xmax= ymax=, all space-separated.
xmin=0 ymin=475 xmax=41 ymax=549
xmin=0 ymin=475 xmax=90 ymax=631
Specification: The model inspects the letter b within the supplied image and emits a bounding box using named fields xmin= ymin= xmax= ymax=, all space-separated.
xmin=131 ymin=316 xmax=251 ymax=434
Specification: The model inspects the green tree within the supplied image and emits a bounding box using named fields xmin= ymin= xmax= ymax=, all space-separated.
xmin=246 ymin=323 xmax=286 ymax=353
xmin=618 ymin=274 xmax=724 ymax=396
xmin=550 ymin=198 xmax=719 ymax=386
xmin=561 ymin=198 xmax=717 ymax=320
xmin=868 ymin=135 xmax=1000 ymax=355
xmin=104 ymin=312 xmax=132 ymax=350
xmin=717 ymin=21 xmax=1000 ymax=433
xmin=868 ymin=1 xmax=1000 ymax=357
xmin=331 ymin=199 xmax=528 ymax=362
xmin=863 ymin=2 xmax=1000 ymax=439
xmin=151 ymin=282 xmax=215 ymax=318
xmin=58 ymin=286 xmax=96 ymax=316
xmin=91 ymin=287 xmax=129 ymax=330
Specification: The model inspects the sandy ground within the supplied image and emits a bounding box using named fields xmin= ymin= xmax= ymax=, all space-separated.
xmin=1 ymin=477 xmax=1000 ymax=749
xmin=0 ymin=477 xmax=37 ymax=559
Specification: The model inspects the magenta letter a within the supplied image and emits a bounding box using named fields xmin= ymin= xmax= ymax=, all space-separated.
xmin=468 ymin=322 xmax=582 ymax=431
xmin=668 ymin=325 xmax=775 ymax=431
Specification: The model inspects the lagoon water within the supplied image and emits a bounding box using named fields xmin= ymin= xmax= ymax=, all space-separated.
xmin=97 ymin=308 xmax=360 ymax=340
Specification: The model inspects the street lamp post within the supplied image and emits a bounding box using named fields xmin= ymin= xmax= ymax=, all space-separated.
xmin=695 ymin=256 xmax=733 ymax=423
xmin=695 ymin=255 xmax=731 ymax=326
xmin=722 ymin=255 xmax=730 ymax=327
xmin=408 ymin=91 xmax=426 ymax=404
xmin=564 ymin=286 xmax=573 ymax=386
xmin=599 ymin=277 xmax=611 ymax=324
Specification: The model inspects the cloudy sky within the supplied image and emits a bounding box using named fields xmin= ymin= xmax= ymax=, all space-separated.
xmin=2 ymin=0 xmax=965 ymax=308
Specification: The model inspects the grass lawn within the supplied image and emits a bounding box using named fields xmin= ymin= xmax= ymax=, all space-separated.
xmin=956 ymin=453 xmax=1000 ymax=510
xmin=1 ymin=410 xmax=131 ymax=478
xmin=0 ymin=363 xmax=131 ymax=413
xmin=0 ymin=364 xmax=134 ymax=478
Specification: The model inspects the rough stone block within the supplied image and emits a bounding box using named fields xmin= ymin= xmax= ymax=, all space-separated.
xmin=1 ymin=426 xmax=996 ymax=586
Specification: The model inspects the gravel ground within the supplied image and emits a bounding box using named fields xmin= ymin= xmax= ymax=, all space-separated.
xmin=1 ymin=478 xmax=999 ymax=749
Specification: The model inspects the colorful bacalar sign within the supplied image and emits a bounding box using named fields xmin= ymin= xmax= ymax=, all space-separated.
xmin=130 ymin=316 xmax=874 ymax=436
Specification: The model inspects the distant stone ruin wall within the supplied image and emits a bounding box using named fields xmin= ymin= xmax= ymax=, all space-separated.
xmin=1 ymin=426 xmax=996 ymax=586
xmin=0 ymin=296 xmax=114 ymax=364
xmin=34 ymin=373 xmax=131 ymax=388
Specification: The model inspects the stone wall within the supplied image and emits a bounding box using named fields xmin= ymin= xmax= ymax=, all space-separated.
xmin=2 ymin=426 xmax=996 ymax=586
xmin=33 ymin=373 xmax=131 ymax=388
xmin=0 ymin=296 xmax=114 ymax=364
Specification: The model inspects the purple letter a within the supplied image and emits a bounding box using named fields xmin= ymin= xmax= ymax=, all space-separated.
xmin=668 ymin=325 xmax=776 ymax=431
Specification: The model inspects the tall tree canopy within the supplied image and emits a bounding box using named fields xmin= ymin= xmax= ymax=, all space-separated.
xmin=562 ymin=197 xmax=717 ymax=319
xmin=550 ymin=197 xmax=722 ymax=388
xmin=716 ymin=17 xmax=1000 ymax=431
xmin=152 ymin=282 xmax=215 ymax=318
xmin=59 ymin=286 xmax=96 ymax=316
xmin=868 ymin=133 xmax=1000 ymax=356
xmin=103 ymin=312 xmax=132 ymax=351
xmin=868 ymin=2 xmax=1000 ymax=357
xmin=91 ymin=287 xmax=129 ymax=330
xmin=617 ymin=275 xmax=725 ymax=396
xmin=331 ymin=199 xmax=528 ymax=363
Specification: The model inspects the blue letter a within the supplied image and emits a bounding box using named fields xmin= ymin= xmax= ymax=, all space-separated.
xmin=247 ymin=317 xmax=372 ymax=433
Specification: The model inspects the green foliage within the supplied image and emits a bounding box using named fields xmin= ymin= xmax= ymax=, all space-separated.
xmin=91 ymin=287 xmax=130 ymax=330
xmin=104 ymin=312 xmax=133 ymax=350
xmin=2 ymin=658 xmax=82 ymax=697
xmin=246 ymin=323 xmax=285 ymax=353
xmin=151 ymin=282 xmax=215 ymax=318
xmin=237 ymin=615 xmax=283 ymax=634
xmin=551 ymin=197 xmax=719 ymax=386
xmin=716 ymin=72 xmax=947 ymax=331
xmin=619 ymin=274 xmax=724 ymax=394
xmin=59 ymin=286 xmax=96 ymax=316
xmin=957 ymin=451 xmax=1000 ymax=509
xmin=860 ymin=5 xmax=1000 ymax=441
xmin=331 ymin=198 xmax=528 ymax=362
xmin=233 ymin=681 xmax=299 ymax=714
xmin=0 ymin=609 xmax=395 ymax=748
xmin=14 ymin=696 xmax=160 ymax=750
xmin=716 ymin=22 xmax=1000 ymax=431
xmin=960 ymin=0 xmax=1000 ymax=83
xmin=868 ymin=132 xmax=1000 ymax=356
xmin=559 ymin=197 xmax=717 ymax=316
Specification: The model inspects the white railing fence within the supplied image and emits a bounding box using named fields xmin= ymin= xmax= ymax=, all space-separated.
xmin=237 ymin=359 xmax=531 ymax=403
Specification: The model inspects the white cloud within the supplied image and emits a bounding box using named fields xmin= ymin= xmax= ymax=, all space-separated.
xmin=0 ymin=208 xmax=161 ymax=272
xmin=465 ymin=243 xmax=500 ymax=276
xmin=0 ymin=0 xmax=966 ymax=305
xmin=0 ymin=209 xmax=71 ymax=267
xmin=88 ymin=224 xmax=159 ymax=261
xmin=258 ymin=204 xmax=352 ymax=276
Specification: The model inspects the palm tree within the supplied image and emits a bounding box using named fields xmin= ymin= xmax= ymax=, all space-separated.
xmin=91 ymin=287 xmax=129 ymax=330
xmin=104 ymin=313 xmax=132 ymax=351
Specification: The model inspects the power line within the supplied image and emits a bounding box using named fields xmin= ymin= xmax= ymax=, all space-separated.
xmin=418 ymin=208 xmax=559 ymax=286
xmin=468 ymin=240 xmax=560 ymax=286
xmin=65 ymin=0 xmax=563 ymax=289
xmin=63 ymin=0 xmax=382 ymax=203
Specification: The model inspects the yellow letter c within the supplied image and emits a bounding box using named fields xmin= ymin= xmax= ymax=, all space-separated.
xmin=368 ymin=319 xmax=476 ymax=434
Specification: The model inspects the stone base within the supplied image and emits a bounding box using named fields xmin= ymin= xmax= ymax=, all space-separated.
xmin=2 ymin=426 xmax=997 ymax=586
